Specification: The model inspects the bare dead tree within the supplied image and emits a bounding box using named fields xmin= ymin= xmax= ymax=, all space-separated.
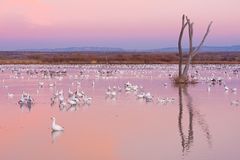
xmin=177 ymin=15 xmax=213 ymax=83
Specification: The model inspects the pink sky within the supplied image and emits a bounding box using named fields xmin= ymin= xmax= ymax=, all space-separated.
xmin=0 ymin=0 xmax=239 ymax=50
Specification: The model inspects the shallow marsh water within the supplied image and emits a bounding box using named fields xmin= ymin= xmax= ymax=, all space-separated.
xmin=0 ymin=64 xmax=240 ymax=160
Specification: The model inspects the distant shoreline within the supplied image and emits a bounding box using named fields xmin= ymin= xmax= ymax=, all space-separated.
xmin=0 ymin=51 xmax=239 ymax=64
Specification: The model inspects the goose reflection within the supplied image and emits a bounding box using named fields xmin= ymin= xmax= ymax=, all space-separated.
xmin=51 ymin=130 xmax=64 ymax=144
xmin=67 ymin=105 xmax=78 ymax=112
xmin=178 ymin=85 xmax=212 ymax=155
xmin=19 ymin=102 xmax=32 ymax=112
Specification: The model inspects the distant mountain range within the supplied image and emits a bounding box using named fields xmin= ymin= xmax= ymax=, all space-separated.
xmin=16 ymin=45 xmax=240 ymax=53
xmin=152 ymin=45 xmax=240 ymax=52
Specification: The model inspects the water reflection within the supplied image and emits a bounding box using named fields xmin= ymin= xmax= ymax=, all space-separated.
xmin=66 ymin=104 xmax=78 ymax=112
xmin=19 ymin=102 xmax=32 ymax=112
xmin=51 ymin=130 xmax=64 ymax=144
xmin=178 ymin=85 xmax=212 ymax=155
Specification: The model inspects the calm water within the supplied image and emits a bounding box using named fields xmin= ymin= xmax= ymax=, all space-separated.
xmin=0 ymin=64 xmax=240 ymax=160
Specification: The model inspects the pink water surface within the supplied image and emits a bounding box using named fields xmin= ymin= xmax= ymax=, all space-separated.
xmin=0 ymin=64 xmax=240 ymax=160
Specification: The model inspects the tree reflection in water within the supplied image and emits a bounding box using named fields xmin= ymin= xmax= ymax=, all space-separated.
xmin=178 ymin=85 xmax=212 ymax=156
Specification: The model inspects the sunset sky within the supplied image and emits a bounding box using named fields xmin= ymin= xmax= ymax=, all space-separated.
xmin=0 ymin=0 xmax=239 ymax=50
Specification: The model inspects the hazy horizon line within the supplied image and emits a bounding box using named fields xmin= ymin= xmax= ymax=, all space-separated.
xmin=1 ymin=44 xmax=240 ymax=52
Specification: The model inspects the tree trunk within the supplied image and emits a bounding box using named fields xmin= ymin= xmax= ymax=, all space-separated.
xmin=178 ymin=15 xmax=187 ymax=78
xmin=182 ymin=56 xmax=192 ymax=77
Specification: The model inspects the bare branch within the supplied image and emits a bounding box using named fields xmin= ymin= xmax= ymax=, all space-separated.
xmin=178 ymin=15 xmax=187 ymax=55
xmin=178 ymin=23 xmax=188 ymax=55
xmin=182 ymin=15 xmax=185 ymax=27
xmin=186 ymin=17 xmax=194 ymax=53
xmin=192 ymin=21 xmax=213 ymax=56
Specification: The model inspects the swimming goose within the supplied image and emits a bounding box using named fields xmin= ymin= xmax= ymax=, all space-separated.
xmin=224 ymin=85 xmax=229 ymax=91
xmin=8 ymin=93 xmax=14 ymax=98
xmin=231 ymin=88 xmax=237 ymax=93
xmin=51 ymin=117 xmax=64 ymax=131
xmin=39 ymin=82 xmax=44 ymax=88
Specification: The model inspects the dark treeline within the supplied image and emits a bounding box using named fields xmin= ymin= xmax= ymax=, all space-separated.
xmin=0 ymin=51 xmax=239 ymax=64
